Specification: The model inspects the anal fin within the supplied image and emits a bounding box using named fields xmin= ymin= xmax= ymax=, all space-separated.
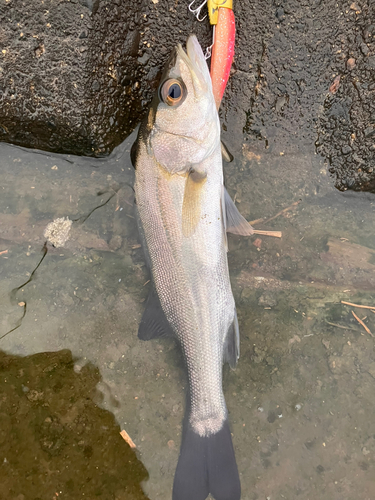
xmin=138 ymin=285 xmax=174 ymax=340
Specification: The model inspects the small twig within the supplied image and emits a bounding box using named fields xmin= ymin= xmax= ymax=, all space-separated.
xmin=341 ymin=300 xmax=375 ymax=311
xmin=120 ymin=429 xmax=136 ymax=449
xmin=115 ymin=192 xmax=121 ymax=211
xmin=325 ymin=320 xmax=363 ymax=333
xmin=249 ymin=217 xmax=264 ymax=225
xmin=351 ymin=311 xmax=374 ymax=337
xmin=252 ymin=230 xmax=282 ymax=238
xmin=0 ymin=249 xmax=8 ymax=256
xmin=251 ymin=200 xmax=301 ymax=226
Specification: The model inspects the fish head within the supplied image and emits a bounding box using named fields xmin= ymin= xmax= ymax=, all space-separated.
xmin=149 ymin=35 xmax=220 ymax=173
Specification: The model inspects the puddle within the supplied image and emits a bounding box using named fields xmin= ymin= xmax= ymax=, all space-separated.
xmin=0 ymin=349 xmax=149 ymax=500
xmin=0 ymin=127 xmax=375 ymax=500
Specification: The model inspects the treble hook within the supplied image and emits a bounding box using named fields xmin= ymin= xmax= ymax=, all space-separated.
xmin=188 ymin=0 xmax=208 ymax=22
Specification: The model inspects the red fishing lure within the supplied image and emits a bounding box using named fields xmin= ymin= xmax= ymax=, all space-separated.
xmin=208 ymin=1 xmax=236 ymax=108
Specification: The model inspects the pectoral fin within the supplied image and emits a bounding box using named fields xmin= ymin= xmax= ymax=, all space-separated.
xmin=138 ymin=285 xmax=175 ymax=340
xmin=182 ymin=169 xmax=207 ymax=237
xmin=224 ymin=308 xmax=240 ymax=369
xmin=222 ymin=186 xmax=254 ymax=236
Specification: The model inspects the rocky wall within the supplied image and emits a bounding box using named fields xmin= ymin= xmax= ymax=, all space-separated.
xmin=0 ymin=0 xmax=374 ymax=192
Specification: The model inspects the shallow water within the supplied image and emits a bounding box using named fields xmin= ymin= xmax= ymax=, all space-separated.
xmin=1 ymin=132 xmax=375 ymax=500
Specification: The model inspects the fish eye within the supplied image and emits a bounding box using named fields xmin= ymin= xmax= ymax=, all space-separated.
xmin=160 ymin=79 xmax=185 ymax=106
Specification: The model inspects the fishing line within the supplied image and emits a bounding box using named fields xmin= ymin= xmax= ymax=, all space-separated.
xmin=71 ymin=183 xmax=128 ymax=224
xmin=0 ymin=303 xmax=27 ymax=341
xmin=0 ymin=242 xmax=48 ymax=341
xmin=9 ymin=242 xmax=48 ymax=301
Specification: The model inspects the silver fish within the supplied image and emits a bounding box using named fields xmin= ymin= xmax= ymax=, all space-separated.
xmin=132 ymin=35 xmax=253 ymax=500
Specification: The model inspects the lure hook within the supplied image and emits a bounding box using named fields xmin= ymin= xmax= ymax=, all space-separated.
xmin=204 ymin=26 xmax=215 ymax=60
xmin=204 ymin=45 xmax=213 ymax=59
xmin=188 ymin=0 xmax=208 ymax=22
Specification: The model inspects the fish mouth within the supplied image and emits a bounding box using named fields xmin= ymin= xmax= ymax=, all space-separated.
xmin=176 ymin=35 xmax=212 ymax=95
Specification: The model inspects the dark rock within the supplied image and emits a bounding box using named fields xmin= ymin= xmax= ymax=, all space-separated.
xmin=360 ymin=43 xmax=369 ymax=55
xmin=352 ymin=153 xmax=365 ymax=165
xmin=276 ymin=7 xmax=286 ymax=22
xmin=91 ymin=80 xmax=100 ymax=92
xmin=364 ymin=125 xmax=375 ymax=137
xmin=0 ymin=0 xmax=210 ymax=157
xmin=347 ymin=57 xmax=356 ymax=70
xmin=0 ymin=0 xmax=374 ymax=193
xmin=316 ymin=0 xmax=375 ymax=192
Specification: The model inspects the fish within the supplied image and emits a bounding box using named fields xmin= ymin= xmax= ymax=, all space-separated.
xmin=132 ymin=35 xmax=253 ymax=500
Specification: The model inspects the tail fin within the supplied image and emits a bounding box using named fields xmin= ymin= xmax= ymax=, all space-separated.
xmin=172 ymin=420 xmax=241 ymax=500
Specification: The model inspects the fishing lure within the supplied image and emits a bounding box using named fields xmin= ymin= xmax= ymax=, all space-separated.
xmin=189 ymin=0 xmax=236 ymax=108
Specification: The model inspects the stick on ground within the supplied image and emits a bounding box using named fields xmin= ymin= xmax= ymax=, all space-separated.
xmin=341 ymin=300 xmax=375 ymax=311
xmin=250 ymin=200 xmax=301 ymax=226
xmin=325 ymin=320 xmax=363 ymax=333
xmin=120 ymin=429 xmax=136 ymax=449
xmin=252 ymin=230 xmax=282 ymax=238
xmin=351 ymin=311 xmax=374 ymax=337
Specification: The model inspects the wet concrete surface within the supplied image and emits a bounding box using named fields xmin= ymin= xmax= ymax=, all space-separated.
xmin=0 ymin=126 xmax=375 ymax=499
